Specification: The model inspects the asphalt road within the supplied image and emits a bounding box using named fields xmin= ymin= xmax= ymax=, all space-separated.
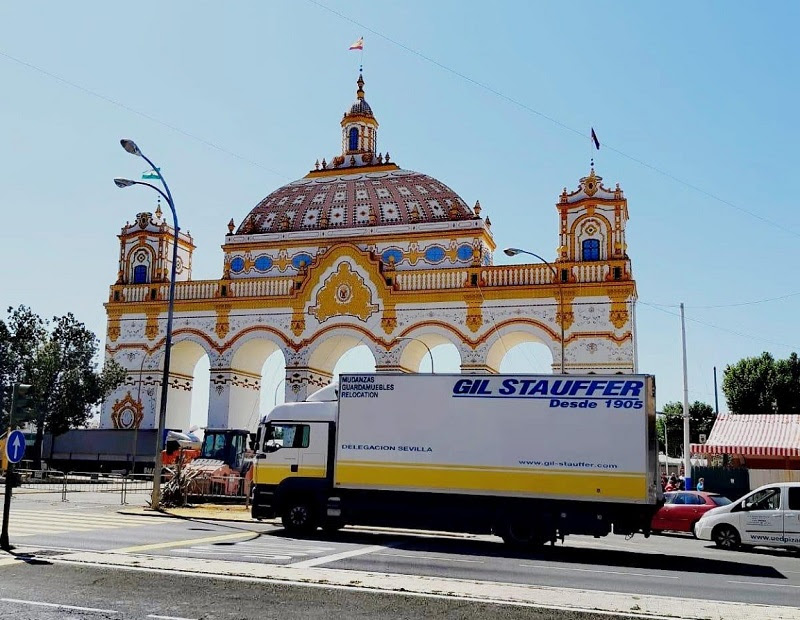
xmin=0 ymin=561 xmax=646 ymax=620
xmin=2 ymin=491 xmax=800 ymax=617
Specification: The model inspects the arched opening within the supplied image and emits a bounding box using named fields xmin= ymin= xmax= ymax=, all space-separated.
xmin=168 ymin=340 xmax=210 ymax=432
xmin=260 ymin=349 xmax=288 ymax=414
xmin=332 ymin=344 xmax=376 ymax=379
xmin=348 ymin=127 xmax=359 ymax=151
xmin=485 ymin=325 xmax=557 ymax=374
xmin=397 ymin=334 xmax=461 ymax=373
xmin=499 ymin=342 xmax=554 ymax=374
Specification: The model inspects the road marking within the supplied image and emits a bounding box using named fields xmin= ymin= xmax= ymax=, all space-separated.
xmin=376 ymin=552 xmax=483 ymax=563
xmin=148 ymin=615 xmax=198 ymax=620
xmin=7 ymin=510 xmax=158 ymax=537
xmin=288 ymin=544 xmax=388 ymax=567
xmin=520 ymin=563 xmax=679 ymax=579
xmin=113 ymin=531 xmax=256 ymax=553
xmin=174 ymin=549 xmax=295 ymax=560
xmin=1 ymin=598 xmax=120 ymax=613
xmin=728 ymin=580 xmax=800 ymax=589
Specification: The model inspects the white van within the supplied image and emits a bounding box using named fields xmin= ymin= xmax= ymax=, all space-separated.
xmin=695 ymin=482 xmax=800 ymax=550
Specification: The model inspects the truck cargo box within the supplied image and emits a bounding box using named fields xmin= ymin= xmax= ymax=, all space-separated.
xmin=334 ymin=373 xmax=658 ymax=505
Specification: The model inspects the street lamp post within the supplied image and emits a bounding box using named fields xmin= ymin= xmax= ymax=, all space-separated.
xmin=503 ymin=248 xmax=565 ymax=374
xmin=396 ymin=337 xmax=435 ymax=373
xmin=115 ymin=139 xmax=178 ymax=510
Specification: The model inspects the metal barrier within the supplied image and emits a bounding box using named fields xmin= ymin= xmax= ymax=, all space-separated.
xmin=186 ymin=475 xmax=250 ymax=504
xmin=13 ymin=469 xmax=156 ymax=504
xmin=9 ymin=468 xmax=247 ymax=505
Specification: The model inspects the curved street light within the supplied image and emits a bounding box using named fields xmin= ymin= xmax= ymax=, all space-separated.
xmin=396 ymin=337 xmax=435 ymax=374
xmin=503 ymin=247 xmax=565 ymax=374
xmin=115 ymin=139 xmax=178 ymax=510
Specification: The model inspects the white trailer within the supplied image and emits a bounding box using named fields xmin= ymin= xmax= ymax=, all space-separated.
xmin=252 ymin=373 xmax=661 ymax=546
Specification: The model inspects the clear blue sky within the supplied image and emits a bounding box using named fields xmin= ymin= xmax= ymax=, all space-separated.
xmin=2 ymin=1 xmax=798 ymax=427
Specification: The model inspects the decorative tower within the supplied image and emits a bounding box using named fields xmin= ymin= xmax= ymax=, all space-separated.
xmin=114 ymin=203 xmax=195 ymax=287
xmin=557 ymin=166 xmax=630 ymax=281
xmin=340 ymin=74 xmax=379 ymax=160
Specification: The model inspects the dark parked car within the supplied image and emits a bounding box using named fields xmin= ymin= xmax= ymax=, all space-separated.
xmin=651 ymin=491 xmax=732 ymax=536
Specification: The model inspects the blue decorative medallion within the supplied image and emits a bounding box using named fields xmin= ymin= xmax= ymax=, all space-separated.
xmin=381 ymin=248 xmax=404 ymax=265
xmin=292 ymin=253 xmax=313 ymax=269
xmin=424 ymin=246 xmax=445 ymax=263
xmin=254 ymin=255 xmax=273 ymax=271
xmin=230 ymin=257 xmax=245 ymax=273
xmin=457 ymin=244 xmax=474 ymax=261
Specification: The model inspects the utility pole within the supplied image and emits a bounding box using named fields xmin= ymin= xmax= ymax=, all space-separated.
xmin=680 ymin=303 xmax=692 ymax=491
xmin=713 ymin=366 xmax=719 ymax=414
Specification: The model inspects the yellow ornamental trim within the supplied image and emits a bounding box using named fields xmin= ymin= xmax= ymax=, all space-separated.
xmin=310 ymin=262 xmax=378 ymax=324
xmin=215 ymin=304 xmax=231 ymax=340
xmin=144 ymin=309 xmax=160 ymax=341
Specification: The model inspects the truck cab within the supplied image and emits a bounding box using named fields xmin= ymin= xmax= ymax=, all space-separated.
xmin=695 ymin=482 xmax=800 ymax=550
xmin=251 ymin=383 xmax=337 ymax=530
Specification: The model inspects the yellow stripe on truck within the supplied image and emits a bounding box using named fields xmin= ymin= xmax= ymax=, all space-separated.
xmin=335 ymin=461 xmax=647 ymax=502
xmin=253 ymin=463 xmax=327 ymax=485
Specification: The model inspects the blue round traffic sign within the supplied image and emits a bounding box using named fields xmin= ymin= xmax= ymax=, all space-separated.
xmin=5 ymin=430 xmax=26 ymax=464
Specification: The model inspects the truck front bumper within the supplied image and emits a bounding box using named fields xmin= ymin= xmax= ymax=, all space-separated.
xmin=251 ymin=484 xmax=277 ymax=520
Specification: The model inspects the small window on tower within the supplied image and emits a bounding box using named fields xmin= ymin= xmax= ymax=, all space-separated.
xmin=348 ymin=127 xmax=359 ymax=151
xmin=133 ymin=265 xmax=148 ymax=284
xmin=582 ymin=239 xmax=601 ymax=261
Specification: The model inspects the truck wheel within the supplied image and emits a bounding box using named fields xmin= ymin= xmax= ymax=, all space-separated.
xmin=282 ymin=501 xmax=318 ymax=535
xmin=713 ymin=525 xmax=741 ymax=550
xmin=500 ymin=521 xmax=545 ymax=549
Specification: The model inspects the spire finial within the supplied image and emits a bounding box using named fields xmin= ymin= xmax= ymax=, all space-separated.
xmin=356 ymin=73 xmax=365 ymax=100
xmin=155 ymin=197 xmax=163 ymax=219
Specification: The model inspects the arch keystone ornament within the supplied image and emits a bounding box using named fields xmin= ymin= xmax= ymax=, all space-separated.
xmin=100 ymin=71 xmax=639 ymax=429
xmin=310 ymin=262 xmax=379 ymax=324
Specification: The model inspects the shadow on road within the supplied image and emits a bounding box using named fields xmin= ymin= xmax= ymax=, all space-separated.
xmin=268 ymin=528 xmax=785 ymax=579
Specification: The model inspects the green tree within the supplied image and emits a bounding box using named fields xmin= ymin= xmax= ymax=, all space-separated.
xmin=722 ymin=351 xmax=800 ymax=415
xmin=0 ymin=306 xmax=125 ymax=465
xmin=0 ymin=306 xmax=47 ymax=427
xmin=657 ymin=401 xmax=716 ymax=457
xmin=773 ymin=352 xmax=800 ymax=415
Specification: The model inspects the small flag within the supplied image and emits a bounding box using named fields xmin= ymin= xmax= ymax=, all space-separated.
xmin=349 ymin=37 xmax=364 ymax=51
xmin=142 ymin=168 xmax=161 ymax=180
xmin=591 ymin=127 xmax=600 ymax=150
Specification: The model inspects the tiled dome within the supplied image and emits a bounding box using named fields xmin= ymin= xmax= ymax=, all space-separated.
xmin=237 ymin=168 xmax=475 ymax=234
xmin=348 ymin=98 xmax=373 ymax=117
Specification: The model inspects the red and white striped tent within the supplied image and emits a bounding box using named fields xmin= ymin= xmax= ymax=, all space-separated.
xmin=690 ymin=414 xmax=800 ymax=457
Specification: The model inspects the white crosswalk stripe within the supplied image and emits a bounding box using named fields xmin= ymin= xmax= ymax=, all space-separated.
xmin=173 ymin=539 xmax=337 ymax=562
xmin=8 ymin=510 xmax=157 ymax=537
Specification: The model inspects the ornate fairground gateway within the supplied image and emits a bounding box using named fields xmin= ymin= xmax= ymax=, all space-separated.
xmin=100 ymin=74 xmax=638 ymax=432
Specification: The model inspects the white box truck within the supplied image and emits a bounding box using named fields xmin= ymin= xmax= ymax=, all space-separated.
xmin=251 ymin=373 xmax=661 ymax=547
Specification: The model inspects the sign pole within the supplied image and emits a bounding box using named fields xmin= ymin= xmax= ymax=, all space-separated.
xmin=1 ymin=384 xmax=30 ymax=551
xmin=1 ymin=460 xmax=14 ymax=550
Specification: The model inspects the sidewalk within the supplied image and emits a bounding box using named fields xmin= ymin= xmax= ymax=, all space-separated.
xmin=118 ymin=502 xmax=260 ymax=523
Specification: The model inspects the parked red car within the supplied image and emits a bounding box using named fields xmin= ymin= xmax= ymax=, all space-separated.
xmin=651 ymin=491 xmax=732 ymax=536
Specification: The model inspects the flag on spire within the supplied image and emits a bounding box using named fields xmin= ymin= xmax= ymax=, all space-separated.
xmin=142 ymin=168 xmax=161 ymax=180
xmin=591 ymin=127 xmax=600 ymax=150
xmin=349 ymin=37 xmax=364 ymax=51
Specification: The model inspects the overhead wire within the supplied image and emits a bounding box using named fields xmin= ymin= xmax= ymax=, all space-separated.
xmin=307 ymin=0 xmax=800 ymax=239
xmin=0 ymin=49 xmax=291 ymax=182
xmin=637 ymin=301 xmax=800 ymax=352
